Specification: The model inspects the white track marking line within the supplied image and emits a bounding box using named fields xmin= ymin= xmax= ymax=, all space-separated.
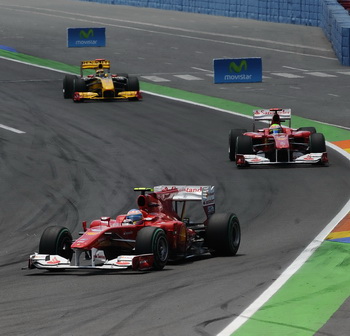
xmin=173 ymin=74 xmax=204 ymax=80
xmin=271 ymin=72 xmax=304 ymax=78
xmin=141 ymin=75 xmax=170 ymax=82
xmin=307 ymin=72 xmax=337 ymax=77
xmin=0 ymin=56 xmax=71 ymax=74
xmin=283 ymin=66 xmax=308 ymax=71
xmin=191 ymin=67 xmax=213 ymax=73
xmin=217 ymin=168 xmax=350 ymax=335
xmin=0 ymin=123 xmax=25 ymax=134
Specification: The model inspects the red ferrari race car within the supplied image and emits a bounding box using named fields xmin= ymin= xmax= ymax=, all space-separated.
xmin=229 ymin=108 xmax=328 ymax=167
xmin=28 ymin=185 xmax=241 ymax=272
xmin=63 ymin=59 xmax=142 ymax=102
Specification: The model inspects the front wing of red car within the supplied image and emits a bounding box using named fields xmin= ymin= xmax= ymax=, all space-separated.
xmin=236 ymin=152 xmax=328 ymax=166
xmin=28 ymin=253 xmax=154 ymax=271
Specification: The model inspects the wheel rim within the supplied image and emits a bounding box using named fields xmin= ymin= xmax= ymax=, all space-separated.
xmin=156 ymin=236 xmax=168 ymax=262
xmin=230 ymin=221 xmax=241 ymax=249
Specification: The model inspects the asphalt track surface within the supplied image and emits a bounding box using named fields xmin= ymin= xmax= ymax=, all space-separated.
xmin=0 ymin=1 xmax=350 ymax=336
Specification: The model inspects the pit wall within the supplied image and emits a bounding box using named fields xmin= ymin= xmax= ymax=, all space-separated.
xmin=76 ymin=0 xmax=350 ymax=66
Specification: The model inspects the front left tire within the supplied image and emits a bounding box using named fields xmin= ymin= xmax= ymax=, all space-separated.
xmin=229 ymin=129 xmax=247 ymax=161
xmin=39 ymin=226 xmax=73 ymax=260
xmin=135 ymin=227 xmax=168 ymax=270
xmin=309 ymin=133 xmax=326 ymax=153
xmin=63 ymin=75 xmax=77 ymax=99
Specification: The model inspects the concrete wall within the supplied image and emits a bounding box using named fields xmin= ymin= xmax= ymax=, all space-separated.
xmin=77 ymin=0 xmax=350 ymax=66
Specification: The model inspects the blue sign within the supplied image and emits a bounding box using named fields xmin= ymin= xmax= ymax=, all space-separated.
xmin=213 ymin=58 xmax=262 ymax=83
xmin=67 ymin=28 xmax=106 ymax=48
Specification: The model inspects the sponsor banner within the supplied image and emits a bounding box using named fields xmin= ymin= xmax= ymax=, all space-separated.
xmin=213 ymin=57 xmax=262 ymax=83
xmin=67 ymin=27 xmax=106 ymax=48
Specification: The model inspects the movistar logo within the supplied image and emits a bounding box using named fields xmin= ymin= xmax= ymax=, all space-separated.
xmin=80 ymin=29 xmax=94 ymax=39
xmin=229 ymin=60 xmax=248 ymax=73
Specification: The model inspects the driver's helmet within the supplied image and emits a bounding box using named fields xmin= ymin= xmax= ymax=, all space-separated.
xmin=96 ymin=69 xmax=104 ymax=77
xmin=269 ymin=123 xmax=283 ymax=134
xmin=125 ymin=209 xmax=143 ymax=225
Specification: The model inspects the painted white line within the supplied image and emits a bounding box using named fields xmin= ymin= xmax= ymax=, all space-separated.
xmin=0 ymin=123 xmax=25 ymax=134
xmin=141 ymin=75 xmax=170 ymax=82
xmin=307 ymin=72 xmax=337 ymax=77
xmin=217 ymin=144 xmax=350 ymax=336
xmin=217 ymin=199 xmax=350 ymax=335
xmin=174 ymin=74 xmax=204 ymax=80
xmin=337 ymin=71 xmax=350 ymax=75
xmin=0 ymin=56 xmax=71 ymax=74
xmin=192 ymin=67 xmax=213 ymax=73
xmin=283 ymin=65 xmax=308 ymax=71
xmin=271 ymin=72 xmax=304 ymax=78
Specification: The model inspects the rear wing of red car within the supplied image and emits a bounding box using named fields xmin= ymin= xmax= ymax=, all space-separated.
xmin=153 ymin=185 xmax=214 ymax=202
xmin=134 ymin=186 xmax=215 ymax=218
xmin=253 ymin=108 xmax=292 ymax=130
xmin=153 ymin=185 xmax=215 ymax=217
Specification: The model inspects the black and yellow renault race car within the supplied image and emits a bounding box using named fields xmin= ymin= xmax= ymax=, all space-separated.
xmin=63 ymin=59 xmax=142 ymax=102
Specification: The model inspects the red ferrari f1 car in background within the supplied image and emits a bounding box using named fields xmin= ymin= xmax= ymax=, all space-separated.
xmin=229 ymin=108 xmax=328 ymax=167
xmin=28 ymin=185 xmax=241 ymax=272
xmin=63 ymin=59 xmax=142 ymax=102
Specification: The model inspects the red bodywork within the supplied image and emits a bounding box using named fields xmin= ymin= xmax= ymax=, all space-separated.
xmin=72 ymin=192 xmax=190 ymax=255
xmin=73 ymin=186 xmax=214 ymax=261
xmin=28 ymin=185 xmax=243 ymax=272
xmin=232 ymin=108 xmax=328 ymax=166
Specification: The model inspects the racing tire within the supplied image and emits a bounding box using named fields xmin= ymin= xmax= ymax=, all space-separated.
xmin=309 ymin=133 xmax=326 ymax=153
xmin=126 ymin=76 xmax=140 ymax=91
xmin=63 ymin=75 xmax=77 ymax=99
xmin=135 ymin=227 xmax=168 ymax=270
xmin=206 ymin=213 xmax=241 ymax=256
xmin=297 ymin=127 xmax=316 ymax=134
xmin=236 ymin=135 xmax=254 ymax=155
xmin=39 ymin=226 xmax=73 ymax=260
xmin=73 ymin=78 xmax=87 ymax=92
xmin=229 ymin=129 xmax=247 ymax=161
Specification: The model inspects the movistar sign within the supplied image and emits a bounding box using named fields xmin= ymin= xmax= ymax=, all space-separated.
xmin=67 ymin=27 xmax=106 ymax=48
xmin=213 ymin=58 xmax=262 ymax=83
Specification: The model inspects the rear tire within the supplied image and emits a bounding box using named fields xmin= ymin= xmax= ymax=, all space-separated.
xmin=206 ymin=213 xmax=241 ymax=256
xmin=39 ymin=226 xmax=73 ymax=260
xmin=229 ymin=129 xmax=247 ymax=161
xmin=309 ymin=133 xmax=326 ymax=153
xmin=135 ymin=227 xmax=168 ymax=270
xmin=297 ymin=127 xmax=316 ymax=134
xmin=63 ymin=75 xmax=77 ymax=99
